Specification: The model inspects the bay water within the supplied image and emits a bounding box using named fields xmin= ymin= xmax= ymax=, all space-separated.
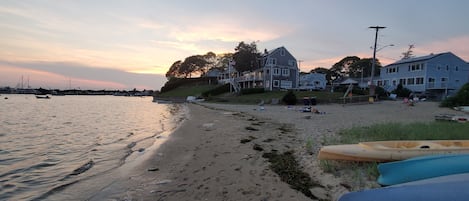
xmin=0 ymin=95 xmax=187 ymax=200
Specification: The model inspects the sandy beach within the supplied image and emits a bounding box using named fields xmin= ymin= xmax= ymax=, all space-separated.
xmin=101 ymin=100 xmax=464 ymax=201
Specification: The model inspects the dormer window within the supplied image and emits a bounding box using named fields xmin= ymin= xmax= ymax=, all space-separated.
xmin=280 ymin=49 xmax=285 ymax=56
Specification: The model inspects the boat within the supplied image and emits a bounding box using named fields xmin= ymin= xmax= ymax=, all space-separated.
xmin=35 ymin=95 xmax=51 ymax=99
xmin=339 ymin=179 xmax=469 ymax=201
xmin=377 ymin=154 xmax=469 ymax=186
xmin=318 ymin=140 xmax=469 ymax=162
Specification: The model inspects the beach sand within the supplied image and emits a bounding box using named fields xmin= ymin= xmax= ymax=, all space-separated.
xmin=100 ymin=100 xmax=464 ymax=201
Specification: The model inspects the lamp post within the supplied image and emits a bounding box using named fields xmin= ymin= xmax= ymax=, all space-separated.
xmin=369 ymin=26 xmax=386 ymax=102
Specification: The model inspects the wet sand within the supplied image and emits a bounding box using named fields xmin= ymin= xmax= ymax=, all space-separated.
xmin=96 ymin=100 xmax=463 ymax=201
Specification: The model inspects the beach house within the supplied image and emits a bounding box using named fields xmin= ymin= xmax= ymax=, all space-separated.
xmin=299 ymin=73 xmax=327 ymax=90
xmin=218 ymin=46 xmax=299 ymax=92
xmin=377 ymin=52 xmax=469 ymax=98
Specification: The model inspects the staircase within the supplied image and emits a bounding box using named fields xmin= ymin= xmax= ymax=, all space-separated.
xmin=228 ymin=79 xmax=241 ymax=93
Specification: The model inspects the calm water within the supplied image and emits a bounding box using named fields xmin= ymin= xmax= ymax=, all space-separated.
xmin=0 ymin=95 xmax=187 ymax=200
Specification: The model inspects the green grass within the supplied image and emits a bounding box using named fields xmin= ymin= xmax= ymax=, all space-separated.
xmin=210 ymin=90 xmax=343 ymax=104
xmin=337 ymin=121 xmax=469 ymax=144
xmin=157 ymin=83 xmax=344 ymax=104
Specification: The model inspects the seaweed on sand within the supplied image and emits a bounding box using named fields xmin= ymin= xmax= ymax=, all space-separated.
xmin=262 ymin=151 xmax=322 ymax=200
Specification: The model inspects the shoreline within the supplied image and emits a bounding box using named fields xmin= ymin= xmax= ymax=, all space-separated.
xmin=88 ymin=100 xmax=462 ymax=200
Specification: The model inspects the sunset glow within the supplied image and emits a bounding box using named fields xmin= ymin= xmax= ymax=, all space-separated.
xmin=1 ymin=1 xmax=468 ymax=90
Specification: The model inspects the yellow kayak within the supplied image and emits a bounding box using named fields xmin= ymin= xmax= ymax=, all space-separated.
xmin=318 ymin=140 xmax=469 ymax=162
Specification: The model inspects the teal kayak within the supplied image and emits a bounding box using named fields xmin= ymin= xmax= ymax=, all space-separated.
xmin=378 ymin=154 xmax=469 ymax=186
xmin=339 ymin=179 xmax=469 ymax=201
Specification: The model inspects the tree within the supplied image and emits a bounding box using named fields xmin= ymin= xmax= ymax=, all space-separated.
xmin=166 ymin=60 xmax=183 ymax=79
xmin=232 ymin=41 xmax=260 ymax=72
xmin=402 ymin=44 xmax=415 ymax=60
xmin=348 ymin=58 xmax=382 ymax=78
xmin=330 ymin=56 xmax=360 ymax=80
xmin=165 ymin=52 xmax=217 ymax=78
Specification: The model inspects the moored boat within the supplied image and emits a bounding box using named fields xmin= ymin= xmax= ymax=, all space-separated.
xmin=318 ymin=140 xmax=469 ymax=162
xmin=35 ymin=95 xmax=51 ymax=99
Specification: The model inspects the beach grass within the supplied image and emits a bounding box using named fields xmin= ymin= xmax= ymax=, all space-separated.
xmin=337 ymin=121 xmax=469 ymax=144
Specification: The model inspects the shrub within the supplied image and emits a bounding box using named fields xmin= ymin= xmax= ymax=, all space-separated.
xmin=201 ymin=83 xmax=230 ymax=97
xmin=241 ymin=87 xmax=265 ymax=95
xmin=441 ymin=82 xmax=469 ymax=107
xmin=282 ymin=90 xmax=297 ymax=105
xmin=391 ymin=84 xmax=412 ymax=98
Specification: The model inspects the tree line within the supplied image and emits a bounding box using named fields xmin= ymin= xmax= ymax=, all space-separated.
xmin=165 ymin=41 xmax=383 ymax=83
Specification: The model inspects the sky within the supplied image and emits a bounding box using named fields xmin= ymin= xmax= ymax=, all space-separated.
xmin=1 ymin=0 xmax=468 ymax=90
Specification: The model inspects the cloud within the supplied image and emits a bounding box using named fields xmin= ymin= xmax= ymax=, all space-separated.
xmin=0 ymin=60 xmax=167 ymax=90
xmin=415 ymin=35 xmax=469 ymax=62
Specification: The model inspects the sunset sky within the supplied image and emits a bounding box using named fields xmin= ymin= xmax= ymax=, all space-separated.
xmin=1 ymin=0 xmax=468 ymax=90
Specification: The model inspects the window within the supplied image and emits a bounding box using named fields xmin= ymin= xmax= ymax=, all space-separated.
xmin=399 ymin=78 xmax=406 ymax=85
xmin=288 ymin=60 xmax=296 ymax=66
xmin=446 ymin=65 xmax=449 ymax=71
xmin=377 ymin=80 xmax=383 ymax=86
xmin=273 ymin=68 xmax=280 ymax=75
xmin=388 ymin=67 xmax=398 ymax=73
xmin=280 ymin=80 xmax=292 ymax=89
xmin=280 ymin=49 xmax=285 ymax=56
xmin=456 ymin=66 xmax=459 ymax=71
xmin=409 ymin=63 xmax=424 ymax=71
xmin=273 ymin=80 xmax=280 ymax=87
xmin=266 ymin=69 xmax=270 ymax=74
xmin=416 ymin=77 xmax=424 ymax=85
xmin=441 ymin=77 xmax=448 ymax=82
xmin=265 ymin=80 xmax=270 ymax=87
xmin=407 ymin=78 xmax=415 ymax=85
xmin=269 ymin=58 xmax=277 ymax=65
xmin=383 ymin=80 xmax=389 ymax=86
xmin=282 ymin=69 xmax=290 ymax=76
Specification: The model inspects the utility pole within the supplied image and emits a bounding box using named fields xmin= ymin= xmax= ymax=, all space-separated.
xmin=369 ymin=26 xmax=386 ymax=102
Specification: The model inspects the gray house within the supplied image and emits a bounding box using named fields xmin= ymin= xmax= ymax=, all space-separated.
xmin=218 ymin=46 xmax=299 ymax=92
xmin=259 ymin=46 xmax=299 ymax=90
xmin=377 ymin=52 xmax=469 ymax=98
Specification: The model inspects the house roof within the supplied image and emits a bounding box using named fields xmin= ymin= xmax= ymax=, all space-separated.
xmin=385 ymin=52 xmax=452 ymax=67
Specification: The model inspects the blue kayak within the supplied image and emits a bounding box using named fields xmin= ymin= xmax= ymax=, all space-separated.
xmin=378 ymin=154 xmax=469 ymax=186
xmin=339 ymin=180 xmax=469 ymax=201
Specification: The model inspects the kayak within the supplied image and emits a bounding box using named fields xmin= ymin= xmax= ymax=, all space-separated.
xmin=318 ymin=140 xmax=469 ymax=162
xmin=339 ymin=179 xmax=469 ymax=201
xmin=377 ymin=154 xmax=469 ymax=186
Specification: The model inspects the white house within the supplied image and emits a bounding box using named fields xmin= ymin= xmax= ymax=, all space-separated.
xmin=299 ymin=73 xmax=326 ymax=90
xmin=377 ymin=52 xmax=469 ymax=98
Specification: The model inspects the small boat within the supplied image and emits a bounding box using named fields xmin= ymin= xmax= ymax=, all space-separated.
xmin=35 ymin=95 xmax=51 ymax=99
xmin=339 ymin=179 xmax=469 ymax=201
xmin=378 ymin=154 xmax=469 ymax=186
xmin=318 ymin=140 xmax=469 ymax=162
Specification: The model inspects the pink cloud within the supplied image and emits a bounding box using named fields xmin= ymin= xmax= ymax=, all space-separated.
xmin=414 ymin=35 xmax=469 ymax=62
